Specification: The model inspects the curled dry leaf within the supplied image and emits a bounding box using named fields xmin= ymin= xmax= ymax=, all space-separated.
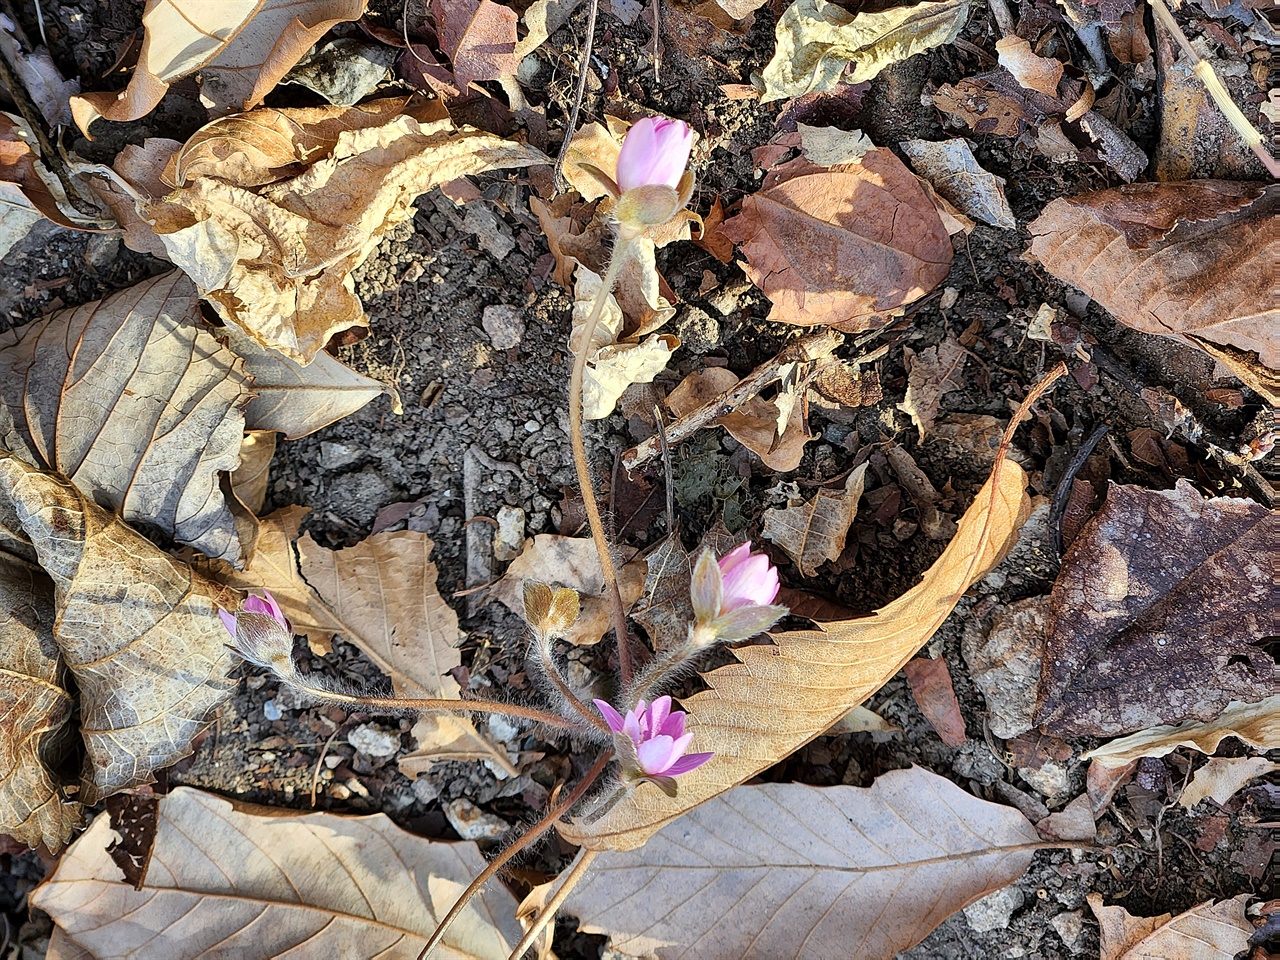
xmin=723 ymin=148 xmax=952 ymax=331
xmin=1082 ymin=696 xmax=1280 ymax=768
xmin=995 ymin=36 xmax=1064 ymax=97
xmin=760 ymin=0 xmax=970 ymax=102
xmin=229 ymin=431 xmax=276 ymax=516
xmin=1179 ymin=757 xmax=1280 ymax=810
xmin=1027 ymin=182 xmax=1278 ymax=398
xmin=901 ymin=138 xmax=1016 ymax=229
xmin=564 ymin=770 xmax=1040 ymax=958
xmin=0 ymin=114 xmax=93 ymax=245
xmin=762 ymin=463 xmax=867 ymax=576
xmin=560 ymin=436 xmax=1031 ymax=851
xmin=1036 ymin=481 xmax=1276 ymax=737
xmin=0 ymin=272 xmax=252 ymax=565
xmin=0 ymin=455 xmax=237 ymax=805
xmin=31 ymin=786 xmax=523 ymax=959
xmin=1088 ymin=893 xmax=1252 ymax=960
xmin=70 ymin=0 xmax=370 ymax=133
xmin=898 ymin=335 xmax=967 ymax=440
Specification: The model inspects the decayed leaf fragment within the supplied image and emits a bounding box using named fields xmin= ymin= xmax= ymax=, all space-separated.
xmin=560 ymin=431 xmax=1031 ymax=851
xmin=762 ymin=463 xmax=867 ymax=576
xmin=1088 ymin=893 xmax=1252 ymax=960
xmin=0 ymin=455 xmax=237 ymax=804
xmin=0 ymin=272 xmax=252 ymax=565
xmin=1178 ymin=756 xmax=1280 ymax=809
xmin=898 ymin=335 xmax=967 ymax=440
xmin=901 ymin=138 xmax=1016 ymax=229
xmin=1082 ymin=696 xmax=1280 ymax=768
xmin=31 ymin=786 xmax=523 ymax=959
xmin=564 ymin=770 xmax=1040 ymax=958
xmin=1027 ymin=182 xmax=1277 ymax=397
xmin=69 ymin=0 xmax=370 ymax=133
xmin=1036 ymin=481 xmax=1276 ymax=737
xmin=760 ymin=0 xmax=970 ymax=102
xmin=437 ymin=0 xmax=519 ymax=90
xmin=723 ymin=148 xmax=952 ymax=331
xmin=995 ymin=36 xmax=1064 ymax=96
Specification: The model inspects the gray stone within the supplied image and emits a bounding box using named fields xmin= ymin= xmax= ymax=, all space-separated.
xmin=444 ymin=798 xmax=511 ymax=840
xmin=1052 ymin=909 xmax=1084 ymax=948
xmin=493 ymin=505 xmax=526 ymax=561
xmin=963 ymin=596 xmax=1050 ymax=739
xmin=348 ymin=723 xmax=401 ymax=759
xmin=319 ymin=441 xmax=361 ymax=470
xmin=675 ymin=306 xmax=720 ymax=354
xmin=411 ymin=777 xmax=441 ymax=805
xmin=482 ymin=304 xmax=526 ymax=349
xmin=962 ymin=885 xmax=1024 ymax=932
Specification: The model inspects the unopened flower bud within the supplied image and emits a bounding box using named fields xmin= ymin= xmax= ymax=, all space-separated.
xmin=219 ymin=590 xmax=296 ymax=679
xmin=522 ymin=580 xmax=581 ymax=641
xmin=689 ymin=545 xmax=787 ymax=646
xmin=613 ymin=116 xmax=695 ymax=237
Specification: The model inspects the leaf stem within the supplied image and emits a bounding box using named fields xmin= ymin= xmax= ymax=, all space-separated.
xmin=506 ymin=848 xmax=600 ymax=960
xmin=569 ymin=243 xmax=635 ymax=690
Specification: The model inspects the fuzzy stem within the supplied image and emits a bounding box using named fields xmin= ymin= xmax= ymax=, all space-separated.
xmin=627 ymin=640 xmax=695 ymax=706
xmin=418 ymin=750 xmax=613 ymax=960
xmin=569 ymin=244 xmax=635 ymax=689
xmin=535 ymin=635 xmax=612 ymax=733
xmin=507 ymin=849 xmax=601 ymax=960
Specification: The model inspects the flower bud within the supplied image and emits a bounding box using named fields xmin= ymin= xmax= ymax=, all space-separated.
xmin=613 ymin=116 xmax=695 ymax=236
xmin=689 ymin=545 xmax=787 ymax=646
xmin=522 ymin=580 xmax=581 ymax=641
xmin=219 ymin=590 xmax=296 ymax=679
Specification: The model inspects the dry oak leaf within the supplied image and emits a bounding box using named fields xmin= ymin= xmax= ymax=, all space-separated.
xmin=85 ymin=137 xmax=182 ymax=258
xmin=0 ymin=114 xmax=94 ymax=244
xmin=1027 ymin=182 xmax=1278 ymax=396
xmin=1082 ymin=696 xmax=1280 ymax=769
xmin=564 ymin=770 xmax=1040 ymax=958
xmin=31 ymin=786 xmax=523 ymax=959
xmin=0 ymin=553 xmax=81 ymax=850
xmin=0 ymin=272 xmax=252 ymax=565
xmin=1035 ymin=481 xmax=1277 ymax=738
xmin=722 ymin=148 xmax=952 ymax=332
xmin=0 ymin=455 xmax=237 ymax=805
xmin=900 ymin=138 xmax=1016 ymax=229
xmin=296 ymin=529 xmax=515 ymax=776
xmin=1088 ymin=893 xmax=1252 ymax=960
xmin=560 ymin=438 xmax=1031 ymax=851
xmin=1179 ymin=756 xmax=1280 ymax=810
xmin=762 ymin=462 xmax=867 ymax=576
xmin=69 ymin=0 xmax=369 ymax=134
xmin=760 ymin=0 xmax=970 ymax=102
xmin=898 ymin=335 xmax=967 ymax=440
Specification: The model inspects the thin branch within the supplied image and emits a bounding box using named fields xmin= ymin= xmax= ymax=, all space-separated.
xmin=506 ymin=849 xmax=601 ymax=960
xmin=554 ymin=0 xmax=600 ymax=191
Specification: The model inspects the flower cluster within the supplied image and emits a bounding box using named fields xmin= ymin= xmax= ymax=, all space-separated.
xmin=690 ymin=543 xmax=788 ymax=647
xmin=595 ymin=695 xmax=713 ymax=797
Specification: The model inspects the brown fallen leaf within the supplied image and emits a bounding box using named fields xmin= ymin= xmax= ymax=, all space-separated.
xmin=1082 ymin=696 xmax=1280 ymax=768
xmin=1036 ymin=481 xmax=1276 ymax=737
xmin=1035 ymin=793 xmax=1096 ymax=843
xmin=903 ymin=655 xmax=968 ymax=746
xmin=898 ymin=335 xmax=967 ymax=440
xmin=0 ymin=272 xmax=252 ymax=565
xmin=723 ymin=148 xmax=952 ymax=331
xmin=1088 ymin=893 xmax=1252 ymax=960
xmin=900 ymin=138 xmax=1016 ymax=229
xmin=515 ymin=0 xmax=586 ymax=58
xmin=692 ymin=195 xmax=735 ymax=264
xmin=70 ymin=0 xmax=370 ymax=133
xmin=0 ymin=455 xmax=236 ymax=804
xmin=1179 ymin=757 xmax=1280 ymax=809
xmin=0 ymin=553 xmax=80 ymax=850
xmin=0 ymin=114 xmax=92 ymax=240
xmin=438 ymin=0 xmax=519 ymax=91
xmin=229 ymin=431 xmax=276 ymax=516
xmin=762 ymin=463 xmax=867 ymax=576
xmin=560 ymin=430 xmax=1030 ymax=851
xmin=933 ymin=76 xmax=1037 ymax=137
xmin=995 ymin=36 xmax=1064 ymax=97
xmin=564 ymin=770 xmax=1040 ymax=957
xmin=31 ymin=786 xmax=523 ymax=959
xmin=296 ymin=530 xmax=514 ymax=774
xmin=1027 ymin=182 xmax=1277 ymax=393
xmin=84 ymin=138 xmax=181 ymax=258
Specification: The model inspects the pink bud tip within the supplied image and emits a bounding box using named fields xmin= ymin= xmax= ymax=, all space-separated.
xmin=718 ymin=543 xmax=781 ymax=611
xmin=615 ymin=116 xmax=694 ymax=194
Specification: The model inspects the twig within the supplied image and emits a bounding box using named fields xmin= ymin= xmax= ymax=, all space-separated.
xmin=1048 ymin=422 xmax=1109 ymax=556
xmin=309 ymin=719 xmax=349 ymax=807
xmin=554 ymin=0 xmax=600 ymax=190
xmin=655 ymin=405 xmax=675 ymax=533
xmin=621 ymin=328 xmax=844 ymax=472
xmin=507 ymin=849 xmax=601 ymax=960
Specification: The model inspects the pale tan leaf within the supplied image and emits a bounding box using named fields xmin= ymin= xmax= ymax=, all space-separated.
xmin=0 ymin=455 xmax=237 ymax=804
xmin=722 ymin=149 xmax=952 ymax=331
xmin=0 ymin=272 xmax=252 ymax=565
xmin=86 ymin=138 xmax=180 ymax=257
xmin=824 ymin=703 xmax=900 ymax=737
xmin=1179 ymin=757 xmax=1279 ymax=809
xmin=0 ymin=553 xmax=81 ymax=850
xmin=515 ymin=0 xmax=586 ymax=58
xmin=1088 ymin=894 xmax=1252 ymax=960
xmin=898 ymin=336 xmax=967 ymax=441
xmin=564 ymin=771 xmax=1040 ymax=958
xmin=31 ymin=786 xmax=522 ymax=959
xmin=762 ymin=463 xmax=866 ymax=576
xmin=761 ymin=0 xmax=970 ymax=102
xmin=70 ymin=0 xmax=369 ymax=133
xmin=996 ymin=36 xmax=1064 ymax=96
xmin=901 ymin=138 xmax=1016 ymax=229
xmin=230 ymin=430 xmax=276 ymax=516
xmin=1027 ymin=182 xmax=1277 ymax=382
xmin=561 ymin=446 xmax=1031 ymax=851
xmin=1082 ymin=696 xmax=1280 ymax=768
xmin=797 ymin=123 xmax=873 ymax=165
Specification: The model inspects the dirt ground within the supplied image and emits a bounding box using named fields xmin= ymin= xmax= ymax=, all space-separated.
xmin=0 ymin=0 xmax=1273 ymax=956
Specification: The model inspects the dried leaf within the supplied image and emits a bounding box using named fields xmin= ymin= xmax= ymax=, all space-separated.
xmin=561 ymin=441 xmax=1030 ymax=851
xmin=564 ymin=770 xmax=1040 ymax=957
xmin=1036 ymin=482 xmax=1276 ymax=737
xmin=0 ymin=553 xmax=80 ymax=850
xmin=0 ymin=455 xmax=236 ymax=804
xmin=515 ymin=0 xmax=586 ymax=58
xmin=762 ymin=464 xmax=866 ymax=576
xmin=760 ymin=0 xmax=970 ymax=102
xmin=86 ymin=138 xmax=180 ymax=258
xmin=797 ymin=123 xmax=874 ymax=165
xmin=0 ymin=272 xmax=252 ymax=565
xmin=438 ymin=0 xmax=519 ymax=90
xmin=32 ymin=786 xmax=522 ymax=959
xmin=1179 ymin=757 xmax=1280 ymax=809
xmin=723 ymin=149 xmax=952 ymax=331
xmin=0 ymin=114 xmax=87 ymax=240
xmin=1027 ymin=182 xmax=1277 ymax=388
xmin=230 ymin=431 xmax=276 ymax=516
xmin=898 ymin=336 xmax=967 ymax=440
xmin=1082 ymin=696 xmax=1280 ymax=768
xmin=903 ymin=655 xmax=968 ymax=746
xmin=1088 ymin=894 xmax=1252 ymax=960
xmin=995 ymin=36 xmax=1064 ymax=96
xmin=933 ymin=76 xmax=1037 ymax=137
xmin=900 ymin=138 xmax=1016 ymax=229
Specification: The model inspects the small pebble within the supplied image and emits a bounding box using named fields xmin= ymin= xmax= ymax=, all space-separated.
xmin=963 ymin=886 xmax=1024 ymax=932
xmin=412 ymin=777 xmax=441 ymax=805
xmin=1052 ymin=910 xmax=1083 ymax=948
xmin=348 ymin=723 xmax=401 ymax=759
xmin=482 ymin=304 xmax=525 ymax=349
xmin=262 ymin=700 xmax=282 ymax=721
xmin=444 ymin=798 xmax=511 ymax=840
xmin=492 ymin=505 xmax=526 ymax=562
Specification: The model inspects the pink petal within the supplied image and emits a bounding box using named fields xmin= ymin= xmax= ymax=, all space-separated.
xmin=623 ymin=705 xmax=644 ymax=745
xmin=243 ymin=595 xmax=273 ymax=616
xmin=636 ymin=735 xmax=678 ymax=776
xmin=668 ymin=731 xmax=695 ymax=762
xmin=594 ymin=699 xmax=626 ymax=733
xmin=720 ymin=551 xmax=780 ymax=610
xmin=218 ymin=609 xmax=239 ymax=639
xmin=615 ymin=117 xmax=693 ymax=193
xmin=648 ymin=696 xmax=672 ymax=735
xmin=717 ymin=543 xmax=752 ymax=575
xmin=260 ymin=590 xmax=286 ymax=624
xmin=656 ymin=708 xmax=686 ymax=740
xmin=664 ymin=752 xmax=714 ymax=776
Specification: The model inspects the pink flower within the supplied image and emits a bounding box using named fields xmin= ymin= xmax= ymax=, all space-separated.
xmin=594 ymin=695 xmax=713 ymax=779
xmin=615 ymin=117 xmax=694 ymax=194
xmin=219 ymin=590 xmax=295 ymax=676
xmin=717 ymin=543 xmax=781 ymax=611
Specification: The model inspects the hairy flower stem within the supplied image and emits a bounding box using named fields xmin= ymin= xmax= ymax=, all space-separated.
xmin=418 ymin=750 xmax=613 ymax=960
xmin=508 ymin=848 xmax=601 ymax=960
xmin=535 ymin=635 xmax=613 ymax=733
xmin=626 ymin=641 xmax=695 ymax=705
xmin=569 ymin=241 xmax=635 ymax=689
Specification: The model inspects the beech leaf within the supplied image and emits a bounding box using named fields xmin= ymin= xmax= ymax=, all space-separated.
xmin=0 ymin=272 xmax=252 ymax=565
xmin=31 ymin=786 xmax=523 ymax=959
xmin=560 ymin=438 xmax=1030 ymax=851
xmin=1178 ymin=757 xmax=1280 ymax=809
xmin=564 ymin=770 xmax=1040 ymax=958
xmin=762 ymin=463 xmax=867 ymax=576
xmin=1088 ymin=894 xmax=1252 ymax=960
xmin=722 ymin=148 xmax=952 ymax=331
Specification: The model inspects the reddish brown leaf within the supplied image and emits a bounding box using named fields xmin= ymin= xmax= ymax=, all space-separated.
xmin=437 ymin=0 xmax=519 ymax=90
xmin=903 ymin=656 xmax=968 ymax=746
